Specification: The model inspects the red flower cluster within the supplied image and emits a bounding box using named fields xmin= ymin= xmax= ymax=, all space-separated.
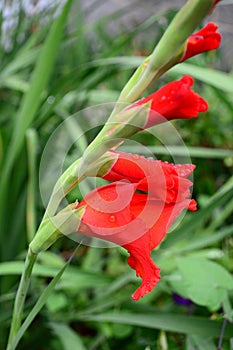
xmin=73 ymin=17 xmax=222 ymax=300
xmin=74 ymin=76 xmax=210 ymax=301
xmin=76 ymin=152 xmax=197 ymax=300
xmin=181 ymin=22 xmax=221 ymax=62
xmin=133 ymin=75 xmax=208 ymax=128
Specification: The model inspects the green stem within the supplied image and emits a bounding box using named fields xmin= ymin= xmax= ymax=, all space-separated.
xmin=7 ymin=248 xmax=37 ymax=347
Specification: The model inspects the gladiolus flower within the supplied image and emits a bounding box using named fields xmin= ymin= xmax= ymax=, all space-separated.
xmin=76 ymin=152 xmax=197 ymax=300
xmin=132 ymin=75 xmax=208 ymax=128
xmin=180 ymin=23 xmax=221 ymax=62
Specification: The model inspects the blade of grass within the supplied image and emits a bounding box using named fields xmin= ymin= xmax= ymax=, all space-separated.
xmin=0 ymin=47 xmax=40 ymax=82
xmin=3 ymin=0 xmax=73 ymax=179
xmin=83 ymin=57 xmax=233 ymax=94
xmin=169 ymin=63 xmax=233 ymax=93
xmin=50 ymin=323 xmax=87 ymax=350
xmin=120 ymin=145 xmax=233 ymax=159
xmin=171 ymin=224 xmax=233 ymax=254
xmin=6 ymin=244 xmax=80 ymax=350
xmin=208 ymin=197 xmax=233 ymax=232
xmin=26 ymin=129 xmax=38 ymax=243
xmin=80 ymin=312 xmax=233 ymax=338
xmin=0 ymin=76 xmax=29 ymax=92
xmin=0 ymin=0 xmax=73 ymax=261
xmin=0 ymin=261 xmax=112 ymax=289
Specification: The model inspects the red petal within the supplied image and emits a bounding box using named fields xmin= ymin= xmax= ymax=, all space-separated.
xmin=121 ymin=190 xmax=197 ymax=300
xmin=133 ymin=76 xmax=208 ymax=127
xmin=188 ymin=199 xmax=197 ymax=211
xmin=76 ymin=153 xmax=197 ymax=301
xmin=77 ymin=182 xmax=151 ymax=244
xmin=181 ymin=22 xmax=221 ymax=62
xmin=123 ymin=237 xmax=160 ymax=300
xmin=104 ymin=151 xmax=195 ymax=185
xmin=103 ymin=151 xmax=146 ymax=183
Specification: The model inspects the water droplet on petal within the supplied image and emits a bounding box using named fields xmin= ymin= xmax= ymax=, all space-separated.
xmin=109 ymin=215 xmax=116 ymax=223
xmin=161 ymin=96 xmax=166 ymax=101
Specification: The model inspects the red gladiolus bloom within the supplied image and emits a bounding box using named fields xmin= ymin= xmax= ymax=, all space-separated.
xmin=132 ymin=76 xmax=208 ymax=128
xmin=76 ymin=153 xmax=197 ymax=300
xmin=181 ymin=23 xmax=221 ymax=62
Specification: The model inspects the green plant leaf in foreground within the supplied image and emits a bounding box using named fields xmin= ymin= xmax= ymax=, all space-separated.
xmin=170 ymin=62 xmax=233 ymax=93
xmin=2 ymin=0 xmax=73 ymax=183
xmin=186 ymin=335 xmax=216 ymax=350
xmin=6 ymin=245 xmax=80 ymax=350
xmin=80 ymin=311 xmax=233 ymax=339
xmin=0 ymin=261 xmax=112 ymax=290
xmin=171 ymin=257 xmax=233 ymax=311
xmin=87 ymin=57 xmax=233 ymax=93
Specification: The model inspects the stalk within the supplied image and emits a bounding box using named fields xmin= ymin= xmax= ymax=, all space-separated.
xmin=7 ymin=248 xmax=37 ymax=347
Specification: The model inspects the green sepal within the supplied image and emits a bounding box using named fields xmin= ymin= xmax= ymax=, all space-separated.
xmin=29 ymin=205 xmax=85 ymax=254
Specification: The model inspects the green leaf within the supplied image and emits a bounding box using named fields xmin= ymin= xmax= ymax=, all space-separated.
xmin=50 ymin=323 xmax=87 ymax=350
xmin=2 ymin=0 xmax=73 ymax=181
xmin=0 ymin=261 xmax=112 ymax=290
xmin=186 ymin=335 xmax=216 ymax=350
xmin=169 ymin=63 xmax=233 ymax=93
xmin=46 ymin=292 xmax=68 ymax=312
xmin=7 ymin=245 xmax=79 ymax=350
xmin=121 ymin=145 xmax=233 ymax=159
xmin=26 ymin=129 xmax=38 ymax=242
xmin=1 ymin=76 xmax=29 ymax=92
xmin=223 ymin=296 xmax=233 ymax=322
xmin=80 ymin=312 xmax=233 ymax=338
xmin=174 ymin=257 xmax=233 ymax=311
xmin=171 ymin=224 xmax=233 ymax=254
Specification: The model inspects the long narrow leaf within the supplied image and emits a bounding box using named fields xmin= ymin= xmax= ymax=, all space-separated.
xmin=169 ymin=63 xmax=233 ymax=93
xmin=50 ymin=323 xmax=87 ymax=350
xmin=121 ymin=145 xmax=233 ymax=159
xmin=3 ymin=0 xmax=73 ymax=181
xmin=7 ymin=245 xmax=80 ymax=350
xmin=0 ymin=261 xmax=112 ymax=289
xmin=80 ymin=312 xmax=233 ymax=338
xmin=0 ymin=0 xmax=73 ymax=261
xmin=26 ymin=129 xmax=38 ymax=242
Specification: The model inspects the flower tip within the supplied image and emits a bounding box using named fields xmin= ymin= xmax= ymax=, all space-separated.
xmin=176 ymin=163 xmax=196 ymax=177
xmin=188 ymin=199 xmax=197 ymax=211
xmin=181 ymin=22 xmax=222 ymax=62
xmin=206 ymin=22 xmax=219 ymax=31
xmin=181 ymin=75 xmax=194 ymax=86
xmin=199 ymin=97 xmax=208 ymax=113
xmin=131 ymin=281 xmax=157 ymax=301
xmin=131 ymin=291 xmax=141 ymax=301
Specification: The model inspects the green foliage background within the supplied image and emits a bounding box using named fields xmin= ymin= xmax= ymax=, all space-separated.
xmin=0 ymin=1 xmax=232 ymax=349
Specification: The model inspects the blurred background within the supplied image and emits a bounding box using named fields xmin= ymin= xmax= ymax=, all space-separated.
xmin=0 ymin=1 xmax=233 ymax=349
